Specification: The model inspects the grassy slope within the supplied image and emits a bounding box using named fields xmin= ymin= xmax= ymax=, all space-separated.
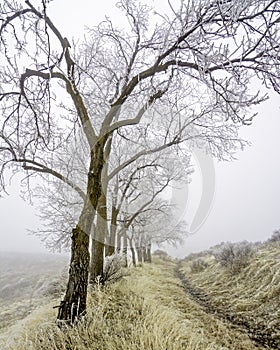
xmin=179 ymin=243 xmax=280 ymax=346
xmin=1 ymin=258 xmax=262 ymax=350
xmin=0 ymin=251 xmax=68 ymax=332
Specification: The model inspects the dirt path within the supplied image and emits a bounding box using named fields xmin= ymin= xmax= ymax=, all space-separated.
xmin=174 ymin=262 xmax=279 ymax=350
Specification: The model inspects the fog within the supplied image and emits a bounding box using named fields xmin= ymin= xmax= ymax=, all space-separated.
xmin=168 ymin=91 xmax=280 ymax=257
xmin=0 ymin=0 xmax=279 ymax=257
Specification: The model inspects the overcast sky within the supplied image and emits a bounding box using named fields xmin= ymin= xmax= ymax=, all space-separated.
xmin=0 ymin=0 xmax=279 ymax=257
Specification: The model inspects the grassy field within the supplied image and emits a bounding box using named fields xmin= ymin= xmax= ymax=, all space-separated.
xmin=0 ymin=254 xmax=268 ymax=350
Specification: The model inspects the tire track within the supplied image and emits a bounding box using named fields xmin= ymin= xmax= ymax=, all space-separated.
xmin=174 ymin=263 xmax=279 ymax=349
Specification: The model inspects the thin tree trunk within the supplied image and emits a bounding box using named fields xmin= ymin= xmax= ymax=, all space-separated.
xmin=143 ymin=246 xmax=148 ymax=262
xmin=147 ymin=242 xmax=152 ymax=263
xmin=107 ymin=205 xmax=119 ymax=256
xmin=123 ymin=231 xmax=128 ymax=267
xmin=129 ymin=237 xmax=136 ymax=267
xmin=116 ymin=230 xmax=122 ymax=253
xmin=136 ymin=246 xmax=143 ymax=264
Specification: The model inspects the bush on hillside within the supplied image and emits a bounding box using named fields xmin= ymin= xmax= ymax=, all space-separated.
xmin=153 ymin=249 xmax=171 ymax=260
xmin=103 ymin=253 xmax=126 ymax=284
xmin=190 ymin=259 xmax=208 ymax=273
xmin=43 ymin=268 xmax=68 ymax=298
xmin=43 ymin=278 xmax=66 ymax=298
xmin=267 ymin=229 xmax=280 ymax=244
xmin=214 ymin=242 xmax=255 ymax=273
xmin=182 ymin=251 xmax=206 ymax=262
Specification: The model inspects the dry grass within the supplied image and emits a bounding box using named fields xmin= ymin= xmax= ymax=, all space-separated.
xmin=180 ymin=244 xmax=280 ymax=345
xmin=1 ymin=258 xmax=263 ymax=350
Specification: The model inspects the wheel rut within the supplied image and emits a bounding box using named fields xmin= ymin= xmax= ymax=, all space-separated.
xmin=174 ymin=263 xmax=279 ymax=350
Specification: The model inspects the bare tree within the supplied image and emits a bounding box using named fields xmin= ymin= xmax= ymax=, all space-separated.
xmin=108 ymin=144 xmax=189 ymax=257
xmin=0 ymin=0 xmax=279 ymax=323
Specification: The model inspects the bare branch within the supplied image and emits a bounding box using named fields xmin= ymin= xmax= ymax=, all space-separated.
xmin=107 ymin=89 xmax=167 ymax=133
xmin=17 ymin=158 xmax=86 ymax=201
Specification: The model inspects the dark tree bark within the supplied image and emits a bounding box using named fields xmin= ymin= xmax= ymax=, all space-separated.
xmin=107 ymin=205 xmax=119 ymax=256
xmin=90 ymin=238 xmax=105 ymax=283
xmin=89 ymin=167 xmax=109 ymax=283
xmin=58 ymin=140 xmax=107 ymax=321
xmin=57 ymin=226 xmax=90 ymax=324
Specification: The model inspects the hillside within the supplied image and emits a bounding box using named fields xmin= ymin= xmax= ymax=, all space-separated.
xmin=178 ymin=242 xmax=280 ymax=348
xmin=0 ymin=251 xmax=68 ymax=333
xmin=1 ymin=245 xmax=279 ymax=350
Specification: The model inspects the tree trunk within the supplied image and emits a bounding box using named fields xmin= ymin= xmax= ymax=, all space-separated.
xmin=57 ymin=140 xmax=108 ymax=322
xmin=147 ymin=243 xmax=152 ymax=263
xmin=57 ymin=226 xmax=90 ymax=324
xmin=106 ymin=239 xmax=114 ymax=256
xmin=116 ymin=230 xmax=122 ymax=253
xmin=90 ymin=191 xmax=107 ymax=284
xmin=123 ymin=231 xmax=128 ymax=267
xmin=129 ymin=238 xmax=136 ymax=267
xmin=136 ymin=246 xmax=143 ymax=264
xmin=104 ymin=243 xmax=109 ymax=257
xmin=90 ymin=238 xmax=104 ymax=283
xmin=107 ymin=205 xmax=119 ymax=256
xmin=143 ymin=246 xmax=148 ymax=262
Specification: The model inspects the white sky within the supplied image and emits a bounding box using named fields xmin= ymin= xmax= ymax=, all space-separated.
xmin=0 ymin=0 xmax=279 ymax=256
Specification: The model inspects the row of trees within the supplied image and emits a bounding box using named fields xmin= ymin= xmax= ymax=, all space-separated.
xmin=32 ymin=125 xmax=189 ymax=270
xmin=0 ymin=0 xmax=279 ymax=323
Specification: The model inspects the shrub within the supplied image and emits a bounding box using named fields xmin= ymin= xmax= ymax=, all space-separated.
xmin=267 ymin=229 xmax=280 ymax=243
xmin=43 ymin=278 xmax=66 ymax=298
xmin=153 ymin=249 xmax=172 ymax=261
xmin=183 ymin=251 xmax=206 ymax=262
xmin=42 ymin=268 xmax=68 ymax=298
xmin=190 ymin=259 xmax=208 ymax=273
xmin=153 ymin=249 xmax=168 ymax=257
xmin=214 ymin=242 xmax=255 ymax=273
xmin=103 ymin=253 xmax=127 ymax=284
